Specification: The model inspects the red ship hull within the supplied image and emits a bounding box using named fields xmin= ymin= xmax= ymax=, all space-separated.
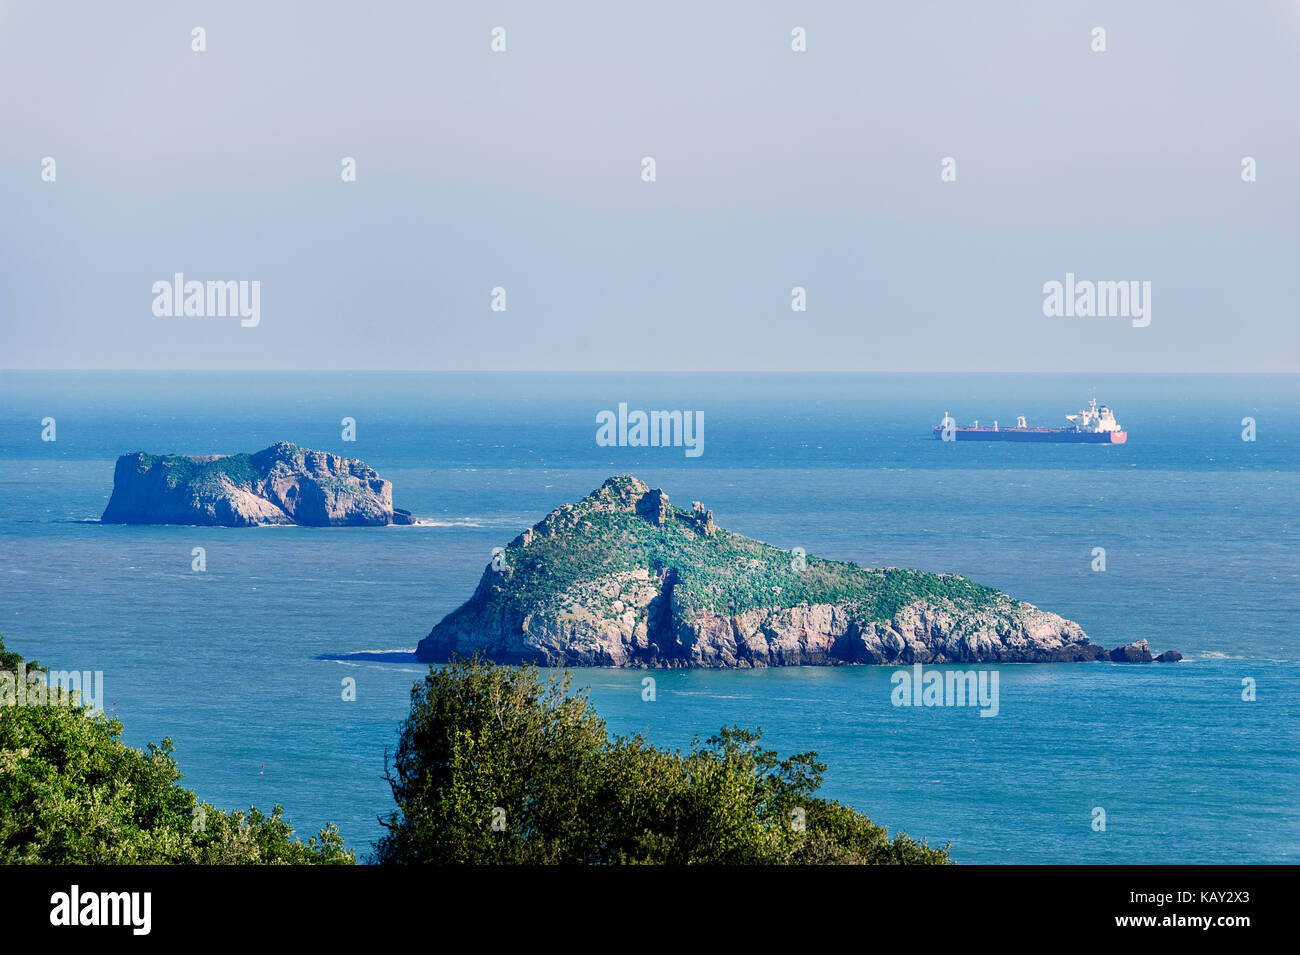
xmin=932 ymin=427 xmax=1127 ymax=443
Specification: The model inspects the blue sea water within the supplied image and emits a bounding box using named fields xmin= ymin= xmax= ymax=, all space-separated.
xmin=0 ymin=371 xmax=1296 ymax=864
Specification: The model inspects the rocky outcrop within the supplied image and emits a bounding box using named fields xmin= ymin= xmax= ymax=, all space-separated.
xmin=1109 ymin=639 xmax=1154 ymax=663
xmin=101 ymin=442 xmax=415 ymax=527
xmin=416 ymin=476 xmax=1174 ymax=668
xmin=421 ymin=586 xmax=1108 ymax=668
xmin=1155 ymin=650 xmax=1183 ymax=663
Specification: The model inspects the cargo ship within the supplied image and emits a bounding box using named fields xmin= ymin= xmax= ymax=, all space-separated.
xmin=933 ymin=398 xmax=1127 ymax=443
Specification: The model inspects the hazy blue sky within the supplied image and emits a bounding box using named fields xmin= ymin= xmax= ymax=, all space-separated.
xmin=2 ymin=1 xmax=1297 ymax=371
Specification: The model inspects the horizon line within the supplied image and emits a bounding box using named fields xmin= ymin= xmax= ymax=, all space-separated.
xmin=4 ymin=369 xmax=1299 ymax=376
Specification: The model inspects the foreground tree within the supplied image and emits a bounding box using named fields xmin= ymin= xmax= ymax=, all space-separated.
xmin=0 ymin=635 xmax=352 ymax=865
xmin=376 ymin=657 xmax=951 ymax=864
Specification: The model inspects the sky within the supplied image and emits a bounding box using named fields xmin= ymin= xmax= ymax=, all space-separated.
xmin=1 ymin=0 xmax=1297 ymax=372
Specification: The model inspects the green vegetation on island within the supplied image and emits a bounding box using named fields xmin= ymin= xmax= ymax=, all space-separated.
xmin=417 ymin=475 xmax=1092 ymax=668
xmin=499 ymin=476 xmax=1004 ymax=621
xmin=135 ymin=451 xmax=262 ymax=491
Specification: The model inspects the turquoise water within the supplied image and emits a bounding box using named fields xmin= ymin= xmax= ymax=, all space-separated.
xmin=0 ymin=371 xmax=1296 ymax=863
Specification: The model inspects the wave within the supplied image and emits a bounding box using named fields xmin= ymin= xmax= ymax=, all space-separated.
xmin=317 ymin=649 xmax=419 ymax=663
xmin=415 ymin=516 xmax=530 ymax=528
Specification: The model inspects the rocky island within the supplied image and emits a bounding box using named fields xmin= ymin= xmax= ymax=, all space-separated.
xmin=101 ymin=442 xmax=414 ymax=527
xmin=417 ymin=476 xmax=1176 ymax=668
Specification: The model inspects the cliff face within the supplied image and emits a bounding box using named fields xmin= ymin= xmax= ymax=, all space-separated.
xmin=101 ymin=442 xmax=415 ymax=527
xmin=416 ymin=476 xmax=1119 ymax=668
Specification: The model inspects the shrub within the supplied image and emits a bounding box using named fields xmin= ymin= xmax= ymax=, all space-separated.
xmin=376 ymin=657 xmax=951 ymax=865
xmin=0 ymin=634 xmax=352 ymax=865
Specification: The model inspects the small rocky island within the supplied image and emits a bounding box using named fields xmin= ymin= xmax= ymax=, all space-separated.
xmin=101 ymin=442 xmax=414 ymax=527
xmin=417 ymin=476 xmax=1177 ymax=668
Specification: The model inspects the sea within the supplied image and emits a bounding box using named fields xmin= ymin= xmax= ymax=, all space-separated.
xmin=0 ymin=371 xmax=1295 ymax=864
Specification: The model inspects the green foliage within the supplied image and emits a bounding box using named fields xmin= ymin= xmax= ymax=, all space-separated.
xmin=0 ymin=638 xmax=30 ymax=673
xmin=0 ymin=634 xmax=352 ymax=865
xmin=137 ymin=452 xmax=260 ymax=491
xmin=488 ymin=477 xmax=1005 ymax=624
xmin=376 ymin=657 xmax=951 ymax=865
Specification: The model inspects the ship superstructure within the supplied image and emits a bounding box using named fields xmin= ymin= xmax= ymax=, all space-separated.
xmin=933 ymin=399 xmax=1127 ymax=443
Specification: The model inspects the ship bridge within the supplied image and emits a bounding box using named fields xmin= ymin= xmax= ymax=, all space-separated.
xmin=1066 ymin=398 xmax=1122 ymax=433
